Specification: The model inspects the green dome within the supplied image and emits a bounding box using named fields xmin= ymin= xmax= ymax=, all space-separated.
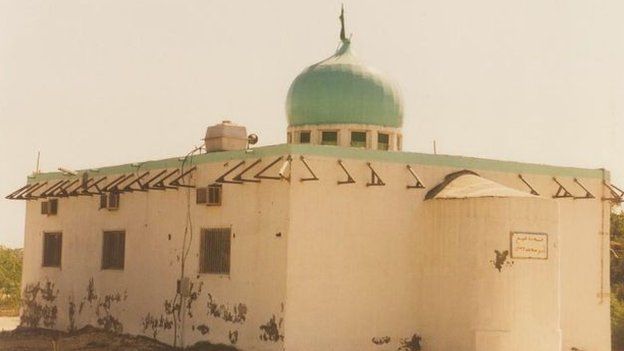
xmin=286 ymin=42 xmax=403 ymax=127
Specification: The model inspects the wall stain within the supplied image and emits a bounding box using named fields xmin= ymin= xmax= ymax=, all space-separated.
xmin=229 ymin=330 xmax=239 ymax=345
xmin=206 ymin=293 xmax=247 ymax=324
xmin=492 ymin=249 xmax=513 ymax=272
xmin=95 ymin=290 xmax=127 ymax=333
xmin=398 ymin=334 xmax=422 ymax=351
xmin=20 ymin=280 xmax=59 ymax=328
xmin=196 ymin=324 xmax=210 ymax=335
xmin=259 ymin=315 xmax=283 ymax=342
xmin=67 ymin=297 xmax=77 ymax=332
xmin=372 ymin=336 xmax=391 ymax=345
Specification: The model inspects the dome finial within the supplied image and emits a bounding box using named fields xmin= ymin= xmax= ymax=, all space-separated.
xmin=339 ymin=4 xmax=350 ymax=44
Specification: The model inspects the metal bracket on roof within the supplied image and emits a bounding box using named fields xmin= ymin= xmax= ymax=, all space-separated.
xmin=216 ymin=161 xmax=245 ymax=184
xmin=102 ymin=175 xmax=129 ymax=192
xmin=5 ymin=184 xmax=33 ymax=200
xmin=299 ymin=156 xmax=319 ymax=182
xmin=406 ymin=165 xmax=425 ymax=189
xmin=337 ymin=160 xmax=355 ymax=185
xmin=233 ymin=160 xmax=261 ymax=183
xmin=55 ymin=179 xmax=79 ymax=197
xmin=123 ymin=171 xmax=151 ymax=191
xmin=40 ymin=180 xmax=69 ymax=198
xmin=366 ymin=163 xmax=385 ymax=187
xmin=603 ymin=181 xmax=624 ymax=203
xmin=170 ymin=166 xmax=197 ymax=188
xmin=573 ymin=178 xmax=595 ymax=199
xmin=518 ymin=174 xmax=539 ymax=196
xmin=76 ymin=176 xmax=108 ymax=196
xmin=143 ymin=170 xmax=168 ymax=190
xmin=552 ymin=177 xmax=573 ymax=199
xmin=254 ymin=157 xmax=284 ymax=180
xmin=151 ymin=169 xmax=180 ymax=190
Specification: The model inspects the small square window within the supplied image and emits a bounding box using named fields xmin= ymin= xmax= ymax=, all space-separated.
xmin=102 ymin=231 xmax=125 ymax=270
xmin=350 ymin=131 xmax=367 ymax=148
xmin=321 ymin=131 xmax=338 ymax=146
xmin=42 ymin=232 xmax=62 ymax=267
xmin=196 ymin=187 xmax=207 ymax=204
xmin=207 ymin=184 xmax=222 ymax=206
xmin=99 ymin=192 xmax=119 ymax=210
xmin=200 ymin=228 xmax=231 ymax=274
xmin=378 ymin=133 xmax=389 ymax=150
xmin=41 ymin=199 xmax=58 ymax=215
xmin=299 ymin=131 xmax=311 ymax=144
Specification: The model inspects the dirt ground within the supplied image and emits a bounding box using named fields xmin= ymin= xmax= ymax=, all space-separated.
xmin=0 ymin=326 xmax=237 ymax=351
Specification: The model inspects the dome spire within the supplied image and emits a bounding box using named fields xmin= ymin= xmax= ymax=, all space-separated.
xmin=339 ymin=5 xmax=350 ymax=44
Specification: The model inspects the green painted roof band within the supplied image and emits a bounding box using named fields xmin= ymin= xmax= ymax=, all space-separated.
xmin=26 ymin=143 xmax=606 ymax=184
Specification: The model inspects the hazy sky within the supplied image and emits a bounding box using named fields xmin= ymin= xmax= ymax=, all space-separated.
xmin=1 ymin=0 xmax=622 ymax=248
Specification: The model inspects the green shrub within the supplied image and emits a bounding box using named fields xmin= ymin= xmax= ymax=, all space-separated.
xmin=0 ymin=246 xmax=23 ymax=315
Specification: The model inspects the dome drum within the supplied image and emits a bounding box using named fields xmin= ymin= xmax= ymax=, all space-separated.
xmin=287 ymin=124 xmax=402 ymax=151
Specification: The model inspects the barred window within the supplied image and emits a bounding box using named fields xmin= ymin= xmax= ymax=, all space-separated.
xmin=102 ymin=231 xmax=125 ymax=270
xmin=42 ymin=232 xmax=62 ymax=267
xmin=200 ymin=228 xmax=231 ymax=274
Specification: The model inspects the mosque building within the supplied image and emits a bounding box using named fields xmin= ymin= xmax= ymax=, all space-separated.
xmin=7 ymin=8 xmax=622 ymax=351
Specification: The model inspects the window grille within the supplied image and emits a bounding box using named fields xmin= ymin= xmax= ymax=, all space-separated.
xmin=196 ymin=187 xmax=207 ymax=204
xmin=42 ymin=232 xmax=62 ymax=267
xmin=200 ymin=228 xmax=231 ymax=274
xmin=102 ymin=231 xmax=125 ymax=270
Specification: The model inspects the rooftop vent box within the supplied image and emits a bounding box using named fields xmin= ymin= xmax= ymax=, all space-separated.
xmin=204 ymin=120 xmax=247 ymax=152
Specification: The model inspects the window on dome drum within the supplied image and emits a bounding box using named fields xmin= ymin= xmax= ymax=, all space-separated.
xmin=299 ymin=131 xmax=311 ymax=144
xmin=321 ymin=131 xmax=338 ymax=145
xmin=200 ymin=228 xmax=231 ymax=274
xmin=42 ymin=232 xmax=62 ymax=267
xmin=41 ymin=199 xmax=58 ymax=215
xmin=350 ymin=131 xmax=367 ymax=148
xmin=287 ymin=132 xmax=292 ymax=143
xmin=397 ymin=135 xmax=403 ymax=151
xmin=102 ymin=231 xmax=125 ymax=270
xmin=378 ymin=133 xmax=389 ymax=150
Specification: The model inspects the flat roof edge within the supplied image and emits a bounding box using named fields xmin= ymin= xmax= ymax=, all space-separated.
xmin=25 ymin=143 xmax=606 ymax=184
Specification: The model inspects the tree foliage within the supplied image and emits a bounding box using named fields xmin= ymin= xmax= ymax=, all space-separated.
xmin=0 ymin=245 xmax=23 ymax=315
xmin=612 ymin=210 xmax=624 ymax=349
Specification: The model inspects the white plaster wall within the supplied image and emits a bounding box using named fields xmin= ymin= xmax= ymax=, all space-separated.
xmin=283 ymin=154 xmax=609 ymax=351
xmin=20 ymin=151 xmax=611 ymax=351
xmin=21 ymin=160 xmax=291 ymax=351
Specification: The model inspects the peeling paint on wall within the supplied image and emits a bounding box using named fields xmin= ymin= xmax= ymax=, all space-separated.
xmin=372 ymin=336 xmax=391 ymax=345
xmin=206 ymin=293 xmax=247 ymax=324
xmin=398 ymin=334 xmax=422 ymax=351
xmin=229 ymin=329 xmax=239 ymax=344
xmin=492 ymin=249 xmax=513 ymax=272
xmin=20 ymin=280 xmax=59 ymax=328
xmin=259 ymin=315 xmax=283 ymax=342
